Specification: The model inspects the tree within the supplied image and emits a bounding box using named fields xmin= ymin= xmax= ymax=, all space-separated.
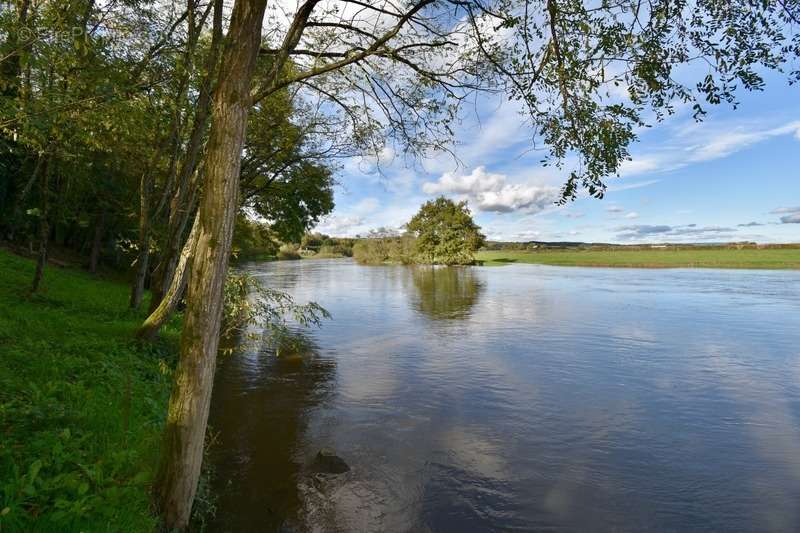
xmin=157 ymin=0 xmax=800 ymax=527
xmin=406 ymin=197 xmax=485 ymax=265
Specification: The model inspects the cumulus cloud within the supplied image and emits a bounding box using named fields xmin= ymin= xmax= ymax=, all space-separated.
xmin=422 ymin=166 xmax=506 ymax=196
xmin=421 ymin=166 xmax=558 ymax=213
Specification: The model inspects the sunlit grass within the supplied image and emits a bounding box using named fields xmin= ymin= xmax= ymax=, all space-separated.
xmin=0 ymin=250 xmax=178 ymax=531
xmin=476 ymin=248 xmax=800 ymax=269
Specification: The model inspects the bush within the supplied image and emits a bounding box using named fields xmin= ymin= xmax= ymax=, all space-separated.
xmin=316 ymin=244 xmax=353 ymax=258
xmin=353 ymin=236 xmax=415 ymax=264
xmin=277 ymin=243 xmax=302 ymax=260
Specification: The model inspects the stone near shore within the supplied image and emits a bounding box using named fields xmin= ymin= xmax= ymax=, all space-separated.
xmin=312 ymin=449 xmax=350 ymax=474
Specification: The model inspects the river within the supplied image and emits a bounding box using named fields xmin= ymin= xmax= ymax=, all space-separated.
xmin=208 ymin=259 xmax=800 ymax=532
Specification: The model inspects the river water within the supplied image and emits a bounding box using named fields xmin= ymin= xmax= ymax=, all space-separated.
xmin=209 ymin=259 xmax=800 ymax=532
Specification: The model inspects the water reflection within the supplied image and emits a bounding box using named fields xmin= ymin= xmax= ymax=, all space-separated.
xmin=408 ymin=266 xmax=484 ymax=320
xmin=208 ymin=332 xmax=335 ymax=532
xmin=209 ymin=260 xmax=800 ymax=532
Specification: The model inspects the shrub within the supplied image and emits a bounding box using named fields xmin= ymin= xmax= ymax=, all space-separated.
xmin=277 ymin=243 xmax=301 ymax=260
xmin=353 ymin=236 xmax=415 ymax=264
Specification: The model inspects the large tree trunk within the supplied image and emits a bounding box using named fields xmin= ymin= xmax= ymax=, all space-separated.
xmin=149 ymin=177 xmax=199 ymax=313
xmin=155 ymin=0 xmax=267 ymax=528
xmin=137 ymin=212 xmax=199 ymax=341
xmin=130 ymin=168 xmax=153 ymax=309
xmin=31 ymin=155 xmax=49 ymax=293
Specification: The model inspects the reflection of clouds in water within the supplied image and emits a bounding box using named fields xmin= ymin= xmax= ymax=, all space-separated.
xmin=332 ymin=333 xmax=413 ymax=404
xmin=440 ymin=426 xmax=509 ymax=480
xmin=215 ymin=260 xmax=800 ymax=531
xmin=699 ymin=342 xmax=800 ymax=532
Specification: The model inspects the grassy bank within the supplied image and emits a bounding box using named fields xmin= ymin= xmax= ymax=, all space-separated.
xmin=0 ymin=250 xmax=178 ymax=531
xmin=476 ymin=248 xmax=800 ymax=269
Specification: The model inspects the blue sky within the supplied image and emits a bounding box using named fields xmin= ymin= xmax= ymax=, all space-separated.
xmin=314 ymin=74 xmax=800 ymax=244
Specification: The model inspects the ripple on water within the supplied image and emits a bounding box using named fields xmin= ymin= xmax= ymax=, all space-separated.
xmin=209 ymin=260 xmax=800 ymax=532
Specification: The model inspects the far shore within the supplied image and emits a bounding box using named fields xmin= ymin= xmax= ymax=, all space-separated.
xmin=475 ymin=247 xmax=800 ymax=270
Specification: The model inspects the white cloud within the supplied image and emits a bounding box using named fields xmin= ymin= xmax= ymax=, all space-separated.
xmin=619 ymin=119 xmax=800 ymax=179
xmin=607 ymin=179 xmax=660 ymax=192
xmin=771 ymin=206 xmax=800 ymax=215
xmin=314 ymin=215 xmax=365 ymax=236
xmin=606 ymin=205 xmax=625 ymax=214
xmin=422 ymin=166 xmax=506 ymax=196
xmin=619 ymin=157 xmax=660 ymax=176
xmin=353 ymin=197 xmax=380 ymax=214
xmin=688 ymin=121 xmax=800 ymax=162
xmin=421 ymin=166 xmax=558 ymax=213
xmin=624 ymin=212 xmax=640 ymax=219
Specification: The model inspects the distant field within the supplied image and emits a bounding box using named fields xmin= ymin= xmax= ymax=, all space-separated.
xmin=476 ymin=248 xmax=800 ymax=270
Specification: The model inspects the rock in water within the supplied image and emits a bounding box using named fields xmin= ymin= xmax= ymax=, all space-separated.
xmin=312 ymin=449 xmax=350 ymax=474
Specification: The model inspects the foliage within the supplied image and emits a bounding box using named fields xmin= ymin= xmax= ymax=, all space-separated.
xmin=352 ymin=235 xmax=416 ymax=265
xmin=406 ymin=197 xmax=485 ymax=265
xmin=277 ymin=243 xmax=302 ymax=261
xmin=239 ymin=75 xmax=338 ymax=243
xmin=220 ymin=271 xmax=330 ymax=355
xmin=316 ymin=244 xmax=352 ymax=258
xmin=232 ymin=215 xmax=279 ymax=261
xmin=0 ymin=250 xmax=175 ymax=530
xmin=299 ymin=233 xmax=354 ymax=257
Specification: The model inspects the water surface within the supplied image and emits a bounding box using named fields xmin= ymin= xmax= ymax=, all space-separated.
xmin=209 ymin=259 xmax=800 ymax=532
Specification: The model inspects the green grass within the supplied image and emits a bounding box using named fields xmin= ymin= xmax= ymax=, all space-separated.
xmin=0 ymin=250 xmax=180 ymax=531
xmin=476 ymin=247 xmax=800 ymax=269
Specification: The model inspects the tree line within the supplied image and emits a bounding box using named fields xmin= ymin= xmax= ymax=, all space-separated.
xmin=1 ymin=0 xmax=798 ymax=528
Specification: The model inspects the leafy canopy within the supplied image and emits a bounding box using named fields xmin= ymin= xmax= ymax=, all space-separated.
xmin=406 ymin=197 xmax=486 ymax=265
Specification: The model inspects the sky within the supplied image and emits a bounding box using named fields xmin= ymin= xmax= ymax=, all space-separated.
xmin=313 ymin=73 xmax=800 ymax=244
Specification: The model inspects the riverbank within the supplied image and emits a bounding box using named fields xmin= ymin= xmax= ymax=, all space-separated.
xmin=0 ymin=250 xmax=176 ymax=530
xmin=476 ymin=247 xmax=800 ymax=269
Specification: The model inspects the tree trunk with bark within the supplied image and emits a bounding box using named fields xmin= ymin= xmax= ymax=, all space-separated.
xmin=155 ymin=0 xmax=268 ymax=528
xmin=31 ymin=155 xmax=49 ymax=293
xmin=137 ymin=212 xmax=199 ymax=341
xmin=130 ymin=168 xmax=153 ymax=309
